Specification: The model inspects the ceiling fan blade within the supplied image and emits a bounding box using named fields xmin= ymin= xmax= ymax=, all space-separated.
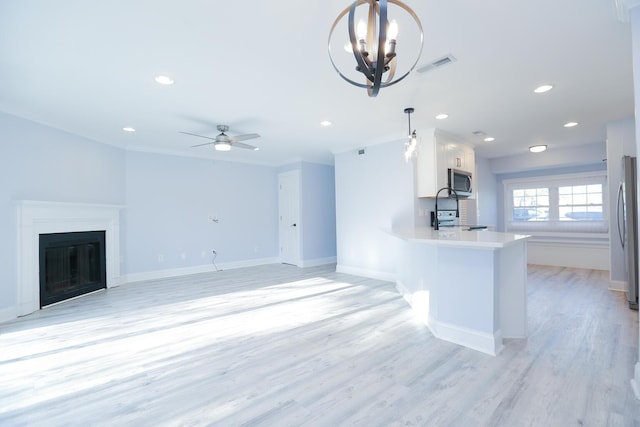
xmin=229 ymin=133 xmax=260 ymax=142
xmin=179 ymin=131 xmax=216 ymax=141
xmin=232 ymin=142 xmax=258 ymax=150
xmin=190 ymin=141 xmax=216 ymax=148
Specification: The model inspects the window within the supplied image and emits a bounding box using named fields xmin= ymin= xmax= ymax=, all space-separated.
xmin=504 ymin=172 xmax=607 ymax=235
xmin=558 ymin=184 xmax=603 ymax=221
xmin=512 ymin=188 xmax=548 ymax=222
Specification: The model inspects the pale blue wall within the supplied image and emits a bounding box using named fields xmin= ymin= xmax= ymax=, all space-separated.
xmin=277 ymin=162 xmax=337 ymax=263
xmin=124 ymin=152 xmax=279 ymax=274
xmin=490 ymin=142 xmax=606 ymax=174
xmin=0 ymin=112 xmax=126 ymax=313
xmin=495 ymin=163 xmax=607 ymax=231
xmin=475 ymin=156 xmax=498 ymax=229
xmin=334 ymin=142 xmax=415 ymax=279
xmin=489 ymin=142 xmax=607 ymax=231
xmin=0 ymin=112 xmax=326 ymax=320
xmin=300 ymin=162 xmax=336 ymax=261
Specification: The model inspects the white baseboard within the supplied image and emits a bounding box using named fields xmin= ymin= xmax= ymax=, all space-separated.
xmin=395 ymin=280 xmax=501 ymax=356
xmin=218 ymin=257 xmax=279 ymax=271
xmin=632 ymin=362 xmax=640 ymax=400
xmin=123 ymin=257 xmax=279 ymax=284
xmin=299 ymin=256 xmax=337 ymax=268
xmin=395 ymin=281 xmax=412 ymax=305
xmin=428 ymin=315 xmax=503 ymax=356
xmin=609 ymin=280 xmax=627 ymax=292
xmin=335 ymin=264 xmax=396 ymax=282
xmin=0 ymin=306 xmax=18 ymax=324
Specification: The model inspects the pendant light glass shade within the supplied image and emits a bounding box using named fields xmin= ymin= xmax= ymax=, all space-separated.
xmin=404 ymin=107 xmax=417 ymax=161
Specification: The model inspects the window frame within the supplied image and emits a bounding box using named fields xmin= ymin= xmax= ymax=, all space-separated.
xmin=503 ymin=171 xmax=608 ymax=236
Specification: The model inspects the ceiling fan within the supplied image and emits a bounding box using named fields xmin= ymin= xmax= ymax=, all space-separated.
xmin=180 ymin=125 xmax=260 ymax=151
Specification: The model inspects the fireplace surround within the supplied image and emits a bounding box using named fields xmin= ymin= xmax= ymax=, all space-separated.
xmin=17 ymin=201 xmax=123 ymax=316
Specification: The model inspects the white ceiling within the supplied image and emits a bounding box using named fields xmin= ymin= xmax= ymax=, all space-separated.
xmin=0 ymin=0 xmax=634 ymax=166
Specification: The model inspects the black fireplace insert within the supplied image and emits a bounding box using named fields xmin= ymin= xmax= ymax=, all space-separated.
xmin=39 ymin=231 xmax=107 ymax=308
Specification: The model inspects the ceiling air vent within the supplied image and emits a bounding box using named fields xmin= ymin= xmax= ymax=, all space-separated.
xmin=417 ymin=54 xmax=457 ymax=74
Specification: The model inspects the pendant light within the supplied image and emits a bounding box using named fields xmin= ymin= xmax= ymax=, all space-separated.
xmin=404 ymin=107 xmax=417 ymax=161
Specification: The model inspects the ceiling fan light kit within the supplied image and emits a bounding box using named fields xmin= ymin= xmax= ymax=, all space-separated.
xmin=180 ymin=124 xmax=260 ymax=152
xmin=328 ymin=0 xmax=424 ymax=97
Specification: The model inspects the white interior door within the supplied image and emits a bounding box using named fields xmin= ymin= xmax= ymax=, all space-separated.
xmin=278 ymin=170 xmax=300 ymax=266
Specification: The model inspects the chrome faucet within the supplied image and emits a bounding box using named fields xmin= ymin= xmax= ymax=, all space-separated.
xmin=434 ymin=186 xmax=459 ymax=230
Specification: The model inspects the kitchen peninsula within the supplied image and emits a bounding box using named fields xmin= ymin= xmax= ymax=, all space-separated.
xmin=387 ymin=227 xmax=530 ymax=355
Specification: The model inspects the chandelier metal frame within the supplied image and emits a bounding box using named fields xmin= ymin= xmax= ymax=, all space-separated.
xmin=328 ymin=0 xmax=423 ymax=97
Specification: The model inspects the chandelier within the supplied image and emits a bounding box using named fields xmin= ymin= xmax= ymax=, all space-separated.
xmin=328 ymin=0 xmax=423 ymax=97
xmin=404 ymin=107 xmax=417 ymax=161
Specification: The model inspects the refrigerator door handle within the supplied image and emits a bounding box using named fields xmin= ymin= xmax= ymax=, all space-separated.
xmin=617 ymin=182 xmax=625 ymax=249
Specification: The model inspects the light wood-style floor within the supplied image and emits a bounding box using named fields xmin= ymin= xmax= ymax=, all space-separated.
xmin=0 ymin=264 xmax=638 ymax=426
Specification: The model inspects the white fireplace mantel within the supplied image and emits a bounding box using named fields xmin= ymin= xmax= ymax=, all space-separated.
xmin=16 ymin=200 xmax=124 ymax=316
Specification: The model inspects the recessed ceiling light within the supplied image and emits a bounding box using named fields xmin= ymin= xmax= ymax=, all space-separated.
xmin=564 ymin=121 xmax=579 ymax=128
xmin=154 ymin=75 xmax=174 ymax=85
xmin=534 ymin=84 xmax=553 ymax=94
xmin=122 ymin=127 xmax=136 ymax=132
xmin=484 ymin=137 xmax=495 ymax=142
xmin=435 ymin=113 xmax=449 ymax=120
xmin=529 ymin=144 xmax=547 ymax=153
xmin=320 ymin=120 xmax=332 ymax=127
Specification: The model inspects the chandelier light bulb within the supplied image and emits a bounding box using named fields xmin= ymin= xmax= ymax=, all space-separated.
xmin=387 ymin=19 xmax=398 ymax=40
xmin=357 ymin=19 xmax=368 ymax=41
xmin=385 ymin=20 xmax=398 ymax=55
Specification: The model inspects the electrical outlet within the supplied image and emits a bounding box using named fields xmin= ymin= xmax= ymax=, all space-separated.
xmin=181 ymin=252 xmax=186 ymax=260
xmin=158 ymin=254 xmax=164 ymax=262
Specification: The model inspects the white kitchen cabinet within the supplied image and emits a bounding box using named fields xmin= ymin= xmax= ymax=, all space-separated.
xmin=416 ymin=128 xmax=475 ymax=198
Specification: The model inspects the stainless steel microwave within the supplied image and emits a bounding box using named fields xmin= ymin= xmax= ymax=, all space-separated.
xmin=447 ymin=168 xmax=472 ymax=197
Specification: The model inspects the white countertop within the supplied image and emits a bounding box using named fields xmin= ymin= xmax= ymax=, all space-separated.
xmin=386 ymin=227 xmax=530 ymax=249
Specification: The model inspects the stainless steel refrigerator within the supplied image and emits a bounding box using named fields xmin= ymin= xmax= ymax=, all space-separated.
xmin=617 ymin=155 xmax=639 ymax=310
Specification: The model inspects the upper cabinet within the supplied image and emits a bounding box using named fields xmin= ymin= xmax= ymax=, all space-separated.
xmin=416 ymin=128 xmax=476 ymax=198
